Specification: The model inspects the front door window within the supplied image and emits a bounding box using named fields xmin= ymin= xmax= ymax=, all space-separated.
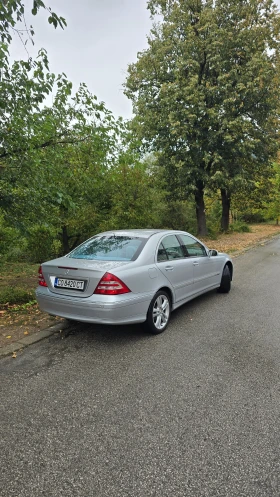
xmin=179 ymin=234 xmax=207 ymax=258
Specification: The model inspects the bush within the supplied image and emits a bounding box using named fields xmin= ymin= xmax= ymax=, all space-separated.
xmin=157 ymin=199 xmax=197 ymax=233
xmin=0 ymin=217 xmax=27 ymax=262
xmin=205 ymin=224 xmax=219 ymax=239
xmin=242 ymin=212 xmax=266 ymax=223
xmin=0 ymin=287 xmax=35 ymax=306
xmin=229 ymin=221 xmax=251 ymax=233
xmin=26 ymin=225 xmax=61 ymax=263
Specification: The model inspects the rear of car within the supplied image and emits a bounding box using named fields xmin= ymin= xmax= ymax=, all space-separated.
xmin=36 ymin=232 xmax=157 ymax=325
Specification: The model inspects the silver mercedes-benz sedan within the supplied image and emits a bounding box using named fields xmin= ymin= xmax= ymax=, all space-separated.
xmin=36 ymin=229 xmax=233 ymax=334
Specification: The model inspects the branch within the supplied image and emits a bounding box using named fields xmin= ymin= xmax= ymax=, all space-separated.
xmin=0 ymin=135 xmax=90 ymax=159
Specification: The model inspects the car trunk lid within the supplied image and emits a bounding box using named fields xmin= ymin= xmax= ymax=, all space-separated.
xmin=42 ymin=259 xmax=131 ymax=298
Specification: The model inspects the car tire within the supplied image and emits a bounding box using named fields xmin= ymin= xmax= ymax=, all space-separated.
xmin=218 ymin=265 xmax=231 ymax=293
xmin=145 ymin=290 xmax=171 ymax=334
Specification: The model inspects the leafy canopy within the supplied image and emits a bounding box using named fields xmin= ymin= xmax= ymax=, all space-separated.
xmin=125 ymin=0 xmax=280 ymax=232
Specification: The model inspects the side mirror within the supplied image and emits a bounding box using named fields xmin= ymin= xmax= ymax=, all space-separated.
xmin=209 ymin=249 xmax=218 ymax=257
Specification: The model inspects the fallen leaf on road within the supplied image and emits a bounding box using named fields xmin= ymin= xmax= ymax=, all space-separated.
xmin=12 ymin=352 xmax=17 ymax=358
xmin=6 ymin=335 xmax=12 ymax=339
xmin=23 ymin=331 xmax=29 ymax=335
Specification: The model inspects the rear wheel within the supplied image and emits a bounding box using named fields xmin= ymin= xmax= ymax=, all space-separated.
xmin=218 ymin=265 xmax=231 ymax=293
xmin=146 ymin=291 xmax=171 ymax=334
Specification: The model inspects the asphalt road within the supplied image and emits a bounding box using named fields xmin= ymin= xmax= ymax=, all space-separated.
xmin=1 ymin=238 xmax=280 ymax=497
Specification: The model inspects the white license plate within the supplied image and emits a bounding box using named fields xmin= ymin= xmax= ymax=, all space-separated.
xmin=54 ymin=278 xmax=85 ymax=291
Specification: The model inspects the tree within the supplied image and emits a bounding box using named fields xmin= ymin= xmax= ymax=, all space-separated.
xmin=0 ymin=0 xmax=67 ymax=166
xmin=266 ymin=162 xmax=280 ymax=225
xmin=208 ymin=0 xmax=280 ymax=230
xmin=125 ymin=0 xmax=280 ymax=235
xmin=0 ymin=1 xmax=133 ymax=260
xmin=0 ymin=1 xmax=166 ymax=261
xmin=0 ymin=76 xmax=125 ymax=253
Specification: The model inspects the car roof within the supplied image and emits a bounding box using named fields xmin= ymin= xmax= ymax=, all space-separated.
xmin=98 ymin=229 xmax=181 ymax=239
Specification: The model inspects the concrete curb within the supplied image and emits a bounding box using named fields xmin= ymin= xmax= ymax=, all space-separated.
xmin=1 ymin=232 xmax=279 ymax=358
xmin=0 ymin=321 xmax=68 ymax=358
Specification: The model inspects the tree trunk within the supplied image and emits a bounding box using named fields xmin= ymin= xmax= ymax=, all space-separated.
xmin=61 ymin=225 xmax=70 ymax=254
xmin=195 ymin=181 xmax=207 ymax=236
xmin=221 ymin=188 xmax=231 ymax=232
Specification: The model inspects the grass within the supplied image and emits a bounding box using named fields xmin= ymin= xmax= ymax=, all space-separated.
xmin=0 ymin=261 xmax=38 ymax=287
xmin=0 ymin=261 xmax=38 ymax=308
xmin=0 ymin=287 xmax=35 ymax=306
xmin=0 ymin=261 xmax=62 ymax=349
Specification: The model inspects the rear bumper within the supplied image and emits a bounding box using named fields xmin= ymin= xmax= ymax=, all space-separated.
xmin=36 ymin=288 xmax=152 ymax=325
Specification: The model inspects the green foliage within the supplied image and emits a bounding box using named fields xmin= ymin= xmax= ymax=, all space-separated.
xmin=26 ymin=225 xmax=61 ymax=263
xmin=156 ymin=199 xmax=197 ymax=233
xmin=0 ymin=0 xmax=167 ymax=261
xmin=204 ymin=197 xmax=221 ymax=238
xmin=263 ymin=162 xmax=280 ymax=224
xmin=0 ymin=1 xmax=67 ymax=165
xmin=0 ymin=213 xmax=27 ymax=261
xmin=229 ymin=221 xmax=251 ymax=233
xmin=0 ymin=0 xmax=66 ymax=55
xmin=0 ymin=287 xmax=34 ymax=306
xmin=242 ymin=212 xmax=266 ymax=224
xmin=125 ymin=0 xmax=280 ymax=233
xmin=230 ymin=168 xmax=275 ymax=223
xmin=100 ymin=159 xmax=163 ymax=231
xmin=1 ymin=0 xmax=279 ymax=261
xmin=0 ymin=65 xmax=127 ymax=256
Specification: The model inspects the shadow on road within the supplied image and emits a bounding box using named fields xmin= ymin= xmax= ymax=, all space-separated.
xmin=61 ymin=288 xmax=224 ymax=344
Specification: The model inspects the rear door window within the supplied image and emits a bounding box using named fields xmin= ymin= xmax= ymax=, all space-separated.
xmin=157 ymin=235 xmax=184 ymax=261
xmin=157 ymin=243 xmax=168 ymax=262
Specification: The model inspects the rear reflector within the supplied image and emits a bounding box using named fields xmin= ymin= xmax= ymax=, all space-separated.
xmin=94 ymin=272 xmax=131 ymax=295
xmin=38 ymin=265 xmax=48 ymax=287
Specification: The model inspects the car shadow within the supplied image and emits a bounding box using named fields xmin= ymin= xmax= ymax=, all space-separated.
xmin=170 ymin=289 xmax=220 ymax=320
xmin=60 ymin=288 xmax=225 ymax=346
xmin=60 ymin=320 xmax=150 ymax=347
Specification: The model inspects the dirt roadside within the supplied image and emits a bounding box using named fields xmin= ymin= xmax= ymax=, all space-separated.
xmin=1 ymin=223 xmax=280 ymax=351
xmin=201 ymin=223 xmax=280 ymax=254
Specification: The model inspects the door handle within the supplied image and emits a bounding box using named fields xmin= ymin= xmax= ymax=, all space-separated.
xmin=165 ymin=266 xmax=174 ymax=271
xmin=193 ymin=261 xmax=199 ymax=266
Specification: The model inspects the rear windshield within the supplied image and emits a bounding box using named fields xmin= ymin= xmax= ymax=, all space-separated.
xmin=68 ymin=235 xmax=146 ymax=261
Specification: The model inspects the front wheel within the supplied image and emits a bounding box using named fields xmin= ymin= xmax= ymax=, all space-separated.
xmin=218 ymin=265 xmax=231 ymax=293
xmin=145 ymin=291 xmax=171 ymax=334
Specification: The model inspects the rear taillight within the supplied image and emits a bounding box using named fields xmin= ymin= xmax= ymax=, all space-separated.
xmin=94 ymin=272 xmax=131 ymax=295
xmin=38 ymin=265 xmax=48 ymax=287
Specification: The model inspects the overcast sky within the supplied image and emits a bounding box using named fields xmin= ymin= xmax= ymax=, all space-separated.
xmin=10 ymin=0 xmax=152 ymax=119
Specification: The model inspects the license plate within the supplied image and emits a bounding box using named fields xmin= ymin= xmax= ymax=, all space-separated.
xmin=54 ymin=278 xmax=85 ymax=291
